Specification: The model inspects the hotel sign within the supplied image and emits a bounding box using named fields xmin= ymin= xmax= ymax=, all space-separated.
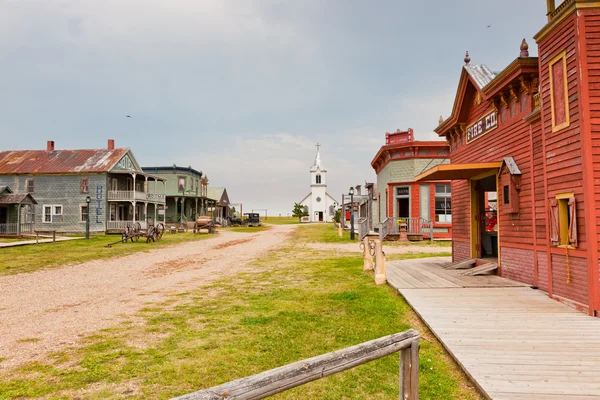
xmin=466 ymin=111 xmax=497 ymax=144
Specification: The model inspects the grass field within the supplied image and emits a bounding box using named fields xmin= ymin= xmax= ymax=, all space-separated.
xmin=0 ymin=232 xmax=212 ymax=276
xmin=262 ymin=216 xmax=301 ymax=225
xmin=0 ymin=224 xmax=479 ymax=399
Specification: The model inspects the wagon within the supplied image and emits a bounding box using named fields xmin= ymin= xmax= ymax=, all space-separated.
xmin=193 ymin=216 xmax=215 ymax=234
xmin=105 ymin=222 xmax=165 ymax=247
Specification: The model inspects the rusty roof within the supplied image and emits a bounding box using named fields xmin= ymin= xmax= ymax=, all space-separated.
xmin=0 ymin=148 xmax=129 ymax=175
xmin=0 ymin=193 xmax=37 ymax=205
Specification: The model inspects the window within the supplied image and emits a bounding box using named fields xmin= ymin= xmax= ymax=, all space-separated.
xmin=81 ymin=205 xmax=89 ymax=222
xmin=43 ymin=205 xmax=52 ymax=223
xmin=111 ymin=178 xmax=118 ymax=191
xmin=435 ymin=184 xmax=452 ymax=223
xmin=503 ymin=185 xmax=509 ymax=204
xmin=26 ymin=179 xmax=34 ymax=193
xmin=80 ymin=178 xmax=89 ymax=193
xmin=550 ymin=193 xmax=577 ymax=248
xmin=316 ymin=174 xmax=321 ymax=184
xmin=43 ymin=205 xmax=63 ymax=223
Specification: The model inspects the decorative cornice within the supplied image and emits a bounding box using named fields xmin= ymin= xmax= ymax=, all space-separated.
xmin=482 ymin=58 xmax=539 ymax=95
xmin=519 ymin=76 xmax=530 ymax=95
xmin=500 ymin=93 xmax=509 ymax=109
xmin=535 ymin=0 xmax=600 ymax=42
xmin=509 ymin=85 xmax=519 ymax=103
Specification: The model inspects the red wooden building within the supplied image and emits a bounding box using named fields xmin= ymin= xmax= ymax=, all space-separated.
xmin=371 ymin=128 xmax=452 ymax=239
xmin=417 ymin=0 xmax=600 ymax=315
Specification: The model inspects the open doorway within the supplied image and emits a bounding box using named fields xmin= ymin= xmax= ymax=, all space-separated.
xmin=473 ymin=175 xmax=498 ymax=261
xmin=396 ymin=186 xmax=410 ymax=219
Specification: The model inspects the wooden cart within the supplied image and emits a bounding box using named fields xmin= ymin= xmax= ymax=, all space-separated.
xmin=193 ymin=216 xmax=215 ymax=234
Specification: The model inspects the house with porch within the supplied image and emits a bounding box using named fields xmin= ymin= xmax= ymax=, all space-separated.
xmin=0 ymin=140 xmax=167 ymax=234
xmin=370 ymin=128 xmax=452 ymax=240
xmin=0 ymin=186 xmax=36 ymax=236
xmin=207 ymin=187 xmax=232 ymax=224
xmin=141 ymin=165 xmax=215 ymax=227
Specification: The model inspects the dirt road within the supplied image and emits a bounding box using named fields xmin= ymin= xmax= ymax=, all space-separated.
xmin=0 ymin=225 xmax=295 ymax=369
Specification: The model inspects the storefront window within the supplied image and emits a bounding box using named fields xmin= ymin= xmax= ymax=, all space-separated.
xmin=435 ymin=184 xmax=451 ymax=223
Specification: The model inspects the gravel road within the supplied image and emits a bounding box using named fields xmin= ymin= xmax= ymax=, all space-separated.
xmin=0 ymin=225 xmax=296 ymax=369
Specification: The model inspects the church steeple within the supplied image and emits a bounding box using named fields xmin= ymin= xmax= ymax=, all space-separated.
xmin=310 ymin=143 xmax=327 ymax=173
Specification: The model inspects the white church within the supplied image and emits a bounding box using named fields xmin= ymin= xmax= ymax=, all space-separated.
xmin=299 ymin=145 xmax=338 ymax=222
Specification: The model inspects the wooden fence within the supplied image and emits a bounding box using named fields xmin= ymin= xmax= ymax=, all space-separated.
xmin=173 ymin=329 xmax=420 ymax=400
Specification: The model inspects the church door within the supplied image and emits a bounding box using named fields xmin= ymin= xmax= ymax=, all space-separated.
xmin=318 ymin=212 xmax=324 ymax=222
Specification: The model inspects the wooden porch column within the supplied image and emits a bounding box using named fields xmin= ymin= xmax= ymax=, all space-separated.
xmin=195 ymin=198 xmax=199 ymax=218
xmin=144 ymin=202 xmax=148 ymax=226
xmin=17 ymin=205 xmax=21 ymax=236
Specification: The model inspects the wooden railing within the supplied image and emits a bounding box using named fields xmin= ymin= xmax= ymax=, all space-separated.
xmin=358 ymin=217 xmax=369 ymax=240
xmin=379 ymin=217 xmax=393 ymax=241
xmin=107 ymin=190 xmax=165 ymax=202
xmin=549 ymin=0 xmax=574 ymax=20
xmin=406 ymin=217 xmax=434 ymax=241
xmin=173 ymin=329 xmax=420 ymax=400
xmin=106 ymin=221 xmax=147 ymax=230
xmin=0 ymin=222 xmax=34 ymax=235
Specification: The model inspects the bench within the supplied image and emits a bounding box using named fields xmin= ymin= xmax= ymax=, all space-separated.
xmin=34 ymin=230 xmax=57 ymax=244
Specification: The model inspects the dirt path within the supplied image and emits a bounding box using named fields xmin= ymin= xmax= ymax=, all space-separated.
xmin=303 ymin=242 xmax=451 ymax=254
xmin=0 ymin=225 xmax=296 ymax=369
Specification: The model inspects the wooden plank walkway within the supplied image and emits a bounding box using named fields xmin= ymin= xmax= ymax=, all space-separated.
xmin=387 ymin=257 xmax=600 ymax=399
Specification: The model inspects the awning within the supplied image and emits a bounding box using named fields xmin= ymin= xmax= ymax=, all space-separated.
xmin=415 ymin=162 xmax=503 ymax=181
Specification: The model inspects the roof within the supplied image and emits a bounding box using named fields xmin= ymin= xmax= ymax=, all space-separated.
xmin=464 ymin=64 xmax=497 ymax=89
xmin=0 ymin=148 xmax=130 ymax=174
xmin=415 ymin=162 xmax=503 ymax=181
xmin=310 ymin=149 xmax=327 ymax=172
xmin=207 ymin=187 xmax=229 ymax=205
xmin=142 ymin=165 xmax=203 ymax=179
xmin=0 ymin=193 xmax=37 ymax=205
xmin=0 ymin=186 xmax=11 ymax=194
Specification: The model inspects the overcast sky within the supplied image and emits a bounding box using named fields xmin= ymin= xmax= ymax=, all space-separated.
xmin=0 ymin=0 xmax=548 ymax=215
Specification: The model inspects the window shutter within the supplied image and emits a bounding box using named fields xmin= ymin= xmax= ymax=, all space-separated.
xmin=549 ymin=199 xmax=559 ymax=246
xmin=568 ymin=197 xmax=578 ymax=248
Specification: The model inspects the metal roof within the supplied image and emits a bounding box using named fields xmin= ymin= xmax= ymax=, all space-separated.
xmin=465 ymin=65 xmax=497 ymax=89
xmin=0 ymin=193 xmax=37 ymax=205
xmin=0 ymin=148 xmax=129 ymax=174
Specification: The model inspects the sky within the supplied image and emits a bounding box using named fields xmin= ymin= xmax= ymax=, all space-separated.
xmin=0 ymin=0 xmax=549 ymax=215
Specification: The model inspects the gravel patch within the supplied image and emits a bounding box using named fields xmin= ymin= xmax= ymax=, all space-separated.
xmin=0 ymin=225 xmax=296 ymax=369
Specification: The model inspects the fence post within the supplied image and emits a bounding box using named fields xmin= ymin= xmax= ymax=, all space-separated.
xmin=363 ymin=237 xmax=373 ymax=271
xmin=338 ymin=222 xmax=343 ymax=237
xmin=374 ymin=239 xmax=386 ymax=285
xmin=400 ymin=338 xmax=420 ymax=400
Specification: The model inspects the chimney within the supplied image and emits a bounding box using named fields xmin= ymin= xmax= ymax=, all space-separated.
xmin=107 ymin=139 xmax=115 ymax=150
xmin=47 ymin=141 xmax=55 ymax=151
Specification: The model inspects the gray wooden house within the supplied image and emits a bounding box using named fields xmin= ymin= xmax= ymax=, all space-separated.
xmin=0 ymin=140 xmax=167 ymax=234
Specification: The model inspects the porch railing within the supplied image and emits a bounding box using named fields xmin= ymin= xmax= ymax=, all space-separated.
xmin=106 ymin=221 xmax=147 ymax=231
xmin=173 ymin=329 xmax=420 ymax=400
xmin=358 ymin=217 xmax=368 ymax=240
xmin=0 ymin=222 xmax=34 ymax=235
xmin=379 ymin=217 xmax=433 ymax=241
xmin=107 ymin=190 xmax=165 ymax=202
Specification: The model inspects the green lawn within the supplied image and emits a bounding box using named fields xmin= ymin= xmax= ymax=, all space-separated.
xmin=0 ymin=237 xmax=28 ymax=243
xmin=262 ymin=216 xmax=301 ymax=225
xmin=0 ymin=232 xmax=213 ymax=276
xmin=0 ymin=224 xmax=478 ymax=400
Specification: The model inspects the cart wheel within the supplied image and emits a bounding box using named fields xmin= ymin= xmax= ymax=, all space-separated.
xmin=132 ymin=234 xmax=140 ymax=242
xmin=133 ymin=222 xmax=142 ymax=233
xmin=155 ymin=223 xmax=165 ymax=241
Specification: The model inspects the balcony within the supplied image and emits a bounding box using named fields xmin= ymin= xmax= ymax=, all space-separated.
xmin=107 ymin=191 xmax=165 ymax=203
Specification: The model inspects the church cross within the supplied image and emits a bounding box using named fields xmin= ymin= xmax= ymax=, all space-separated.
xmin=316 ymin=143 xmax=321 ymax=152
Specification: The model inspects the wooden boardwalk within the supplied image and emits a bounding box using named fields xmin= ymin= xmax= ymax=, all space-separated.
xmin=387 ymin=257 xmax=600 ymax=399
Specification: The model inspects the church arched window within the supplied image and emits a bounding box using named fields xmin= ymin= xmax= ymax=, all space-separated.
xmin=303 ymin=206 xmax=309 ymax=214
xmin=316 ymin=174 xmax=321 ymax=184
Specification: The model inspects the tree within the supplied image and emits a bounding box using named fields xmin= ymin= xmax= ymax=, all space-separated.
xmin=292 ymin=202 xmax=308 ymax=221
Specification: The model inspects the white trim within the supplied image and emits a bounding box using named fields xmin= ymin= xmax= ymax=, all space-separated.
xmin=43 ymin=205 xmax=52 ymax=223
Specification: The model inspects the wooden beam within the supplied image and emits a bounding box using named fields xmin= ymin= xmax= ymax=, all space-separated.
xmin=173 ymin=330 xmax=420 ymax=400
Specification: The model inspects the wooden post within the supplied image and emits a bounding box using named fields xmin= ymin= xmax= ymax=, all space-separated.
xmin=374 ymin=239 xmax=386 ymax=285
xmin=363 ymin=237 xmax=373 ymax=271
xmin=52 ymin=231 xmax=56 ymax=242
xmin=338 ymin=222 xmax=343 ymax=237
xmin=399 ymin=340 xmax=419 ymax=400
